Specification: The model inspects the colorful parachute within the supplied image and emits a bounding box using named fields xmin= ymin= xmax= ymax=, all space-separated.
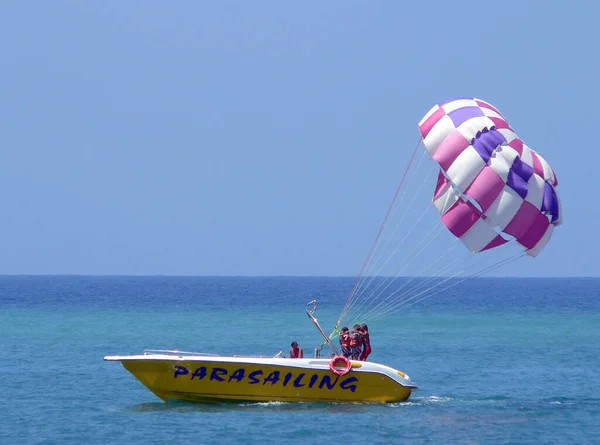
xmin=334 ymin=97 xmax=563 ymax=330
xmin=418 ymin=98 xmax=561 ymax=257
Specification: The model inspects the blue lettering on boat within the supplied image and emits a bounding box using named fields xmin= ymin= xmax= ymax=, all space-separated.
xmin=173 ymin=366 xmax=189 ymax=378
xmin=191 ymin=367 xmax=207 ymax=380
xmin=263 ymin=371 xmax=280 ymax=385
xmin=173 ymin=366 xmax=359 ymax=392
xmin=293 ymin=373 xmax=306 ymax=388
xmin=339 ymin=376 xmax=358 ymax=392
xmin=319 ymin=374 xmax=339 ymax=390
xmin=210 ymin=367 xmax=227 ymax=382
xmin=228 ymin=368 xmax=245 ymax=383
xmin=282 ymin=372 xmax=293 ymax=387
xmin=248 ymin=370 xmax=263 ymax=384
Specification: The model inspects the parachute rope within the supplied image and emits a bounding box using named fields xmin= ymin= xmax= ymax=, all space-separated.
xmin=366 ymin=251 xmax=526 ymax=322
xmin=335 ymin=138 xmax=423 ymax=329
xmin=334 ymin=156 xmax=530 ymax=329
xmin=353 ymin=154 xmax=434 ymax=295
xmin=349 ymin=223 xmax=458 ymax=324
xmin=342 ymin=201 xmax=448 ymax=325
xmin=340 ymin=152 xmax=435 ymax=325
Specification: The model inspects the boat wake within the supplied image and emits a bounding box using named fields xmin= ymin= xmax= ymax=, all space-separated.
xmin=119 ymin=394 xmax=599 ymax=414
xmin=387 ymin=395 xmax=454 ymax=407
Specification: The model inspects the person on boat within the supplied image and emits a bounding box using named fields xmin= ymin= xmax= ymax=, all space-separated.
xmin=289 ymin=341 xmax=304 ymax=358
xmin=349 ymin=324 xmax=363 ymax=360
xmin=359 ymin=324 xmax=371 ymax=361
xmin=339 ymin=327 xmax=351 ymax=358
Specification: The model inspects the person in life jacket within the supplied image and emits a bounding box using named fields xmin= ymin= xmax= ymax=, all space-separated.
xmin=290 ymin=341 xmax=303 ymax=358
xmin=339 ymin=327 xmax=351 ymax=358
xmin=349 ymin=324 xmax=363 ymax=360
xmin=359 ymin=324 xmax=371 ymax=361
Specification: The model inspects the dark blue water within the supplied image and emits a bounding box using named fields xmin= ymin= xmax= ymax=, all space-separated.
xmin=1 ymin=276 xmax=598 ymax=444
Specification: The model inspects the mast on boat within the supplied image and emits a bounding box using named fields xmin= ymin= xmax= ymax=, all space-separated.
xmin=305 ymin=300 xmax=340 ymax=357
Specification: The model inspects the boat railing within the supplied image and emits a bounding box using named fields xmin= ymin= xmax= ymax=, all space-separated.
xmin=143 ymin=349 xmax=220 ymax=357
xmin=233 ymin=350 xmax=283 ymax=359
xmin=143 ymin=349 xmax=285 ymax=358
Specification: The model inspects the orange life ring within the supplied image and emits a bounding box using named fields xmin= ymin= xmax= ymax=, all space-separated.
xmin=329 ymin=355 xmax=351 ymax=376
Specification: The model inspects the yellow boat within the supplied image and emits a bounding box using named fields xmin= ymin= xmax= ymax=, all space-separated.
xmin=104 ymin=350 xmax=416 ymax=403
xmin=104 ymin=98 xmax=565 ymax=404
xmin=105 ymin=300 xmax=416 ymax=403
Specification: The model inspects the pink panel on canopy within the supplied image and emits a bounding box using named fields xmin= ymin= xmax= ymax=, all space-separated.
xmin=503 ymin=200 xmax=540 ymax=240
xmin=433 ymin=170 xmax=450 ymax=201
xmin=540 ymin=153 xmax=559 ymax=187
xmin=432 ymin=130 xmax=471 ymax=171
xmin=489 ymin=116 xmax=511 ymax=130
xmin=552 ymin=168 xmax=559 ymax=186
xmin=419 ymin=107 xmax=445 ymax=139
xmin=517 ymin=211 xmax=551 ymax=249
xmin=480 ymin=234 xmax=509 ymax=252
xmin=508 ymin=138 xmax=524 ymax=156
xmin=464 ymin=166 xmax=506 ymax=213
xmin=441 ymin=199 xmax=481 ymax=238
xmin=530 ymin=151 xmax=545 ymax=179
xmin=475 ymin=99 xmax=502 ymax=115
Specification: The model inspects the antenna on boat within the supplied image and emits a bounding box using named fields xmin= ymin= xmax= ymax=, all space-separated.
xmin=305 ymin=300 xmax=340 ymax=357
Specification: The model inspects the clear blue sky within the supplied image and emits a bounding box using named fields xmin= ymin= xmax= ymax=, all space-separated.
xmin=0 ymin=1 xmax=597 ymax=277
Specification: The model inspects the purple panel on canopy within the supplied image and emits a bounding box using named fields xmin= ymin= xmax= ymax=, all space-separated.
xmin=512 ymin=157 xmax=534 ymax=181
xmin=506 ymin=158 xmax=534 ymax=199
xmin=471 ymin=128 xmax=506 ymax=163
xmin=507 ymin=170 xmax=528 ymax=199
xmin=542 ymin=182 xmax=560 ymax=223
xmin=448 ymin=106 xmax=485 ymax=127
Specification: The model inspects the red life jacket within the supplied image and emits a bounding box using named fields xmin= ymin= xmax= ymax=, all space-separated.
xmin=290 ymin=347 xmax=302 ymax=358
xmin=349 ymin=332 xmax=362 ymax=347
xmin=340 ymin=333 xmax=350 ymax=347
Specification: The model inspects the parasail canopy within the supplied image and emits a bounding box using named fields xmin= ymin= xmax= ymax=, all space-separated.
xmin=418 ymin=98 xmax=561 ymax=257
xmin=332 ymin=97 xmax=563 ymax=334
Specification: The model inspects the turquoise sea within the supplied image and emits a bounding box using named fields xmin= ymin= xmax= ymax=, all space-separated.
xmin=1 ymin=276 xmax=598 ymax=445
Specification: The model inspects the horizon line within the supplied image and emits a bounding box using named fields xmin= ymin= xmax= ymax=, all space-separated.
xmin=0 ymin=274 xmax=597 ymax=279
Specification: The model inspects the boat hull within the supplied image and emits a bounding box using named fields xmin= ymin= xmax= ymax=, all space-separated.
xmin=105 ymin=354 xmax=416 ymax=404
